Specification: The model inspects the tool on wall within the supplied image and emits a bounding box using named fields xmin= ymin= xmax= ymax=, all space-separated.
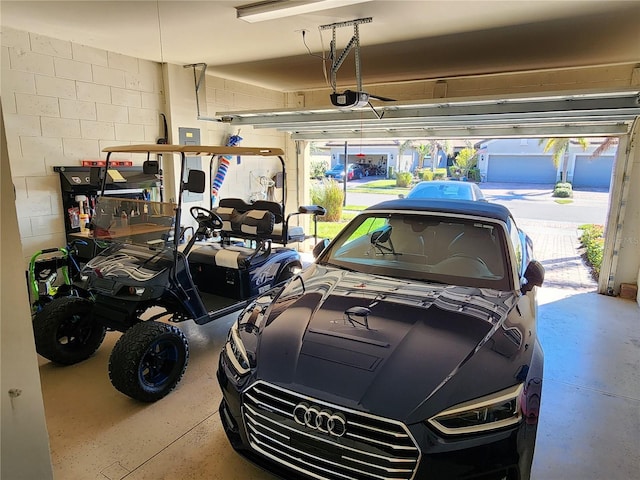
xmin=157 ymin=113 xmax=168 ymax=144
xmin=320 ymin=17 xmax=395 ymax=118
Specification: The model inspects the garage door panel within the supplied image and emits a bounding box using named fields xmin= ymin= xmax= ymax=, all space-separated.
xmin=572 ymin=155 xmax=614 ymax=189
xmin=487 ymin=155 xmax=557 ymax=184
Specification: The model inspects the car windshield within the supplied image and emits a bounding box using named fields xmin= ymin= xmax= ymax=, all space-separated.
xmin=318 ymin=211 xmax=511 ymax=290
xmin=90 ymin=196 xmax=177 ymax=249
xmin=407 ymin=183 xmax=474 ymax=200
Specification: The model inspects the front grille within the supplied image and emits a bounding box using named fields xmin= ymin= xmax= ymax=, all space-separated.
xmin=242 ymin=381 xmax=420 ymax=480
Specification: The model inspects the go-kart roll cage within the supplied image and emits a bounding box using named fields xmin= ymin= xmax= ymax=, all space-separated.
xmin=208 ymin=149 xmax=287 ymax=212
xmin=101 ymin=144 xmax=285 ymax=248
xmin=99 ymin=145 xmax=286 ymax=294
xmin=207 ymin=151 xmax=323 ymax=246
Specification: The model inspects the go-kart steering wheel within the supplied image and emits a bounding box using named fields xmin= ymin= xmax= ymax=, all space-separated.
xmin=190 ymin=206 xmax=223 ymax=231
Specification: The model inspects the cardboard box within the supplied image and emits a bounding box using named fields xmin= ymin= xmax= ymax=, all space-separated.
xmin=619 ymin=283 xmax=638 ymax=300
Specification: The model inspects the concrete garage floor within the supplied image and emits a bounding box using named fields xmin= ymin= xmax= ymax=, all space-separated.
xmin=37 ymin=221 xmax=640 ymax=480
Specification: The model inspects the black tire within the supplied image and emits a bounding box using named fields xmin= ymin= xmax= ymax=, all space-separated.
xmin=109 ymin=321 xmax=189 ymax=402
xmin=32 ymin=296 xmax=106 ymax=365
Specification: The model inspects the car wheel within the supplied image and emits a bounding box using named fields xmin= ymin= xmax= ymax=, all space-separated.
xmin=32 ymin=296 xmax=106 ymax=365
xmin=109 ymin=321 xmax=189 ymax=402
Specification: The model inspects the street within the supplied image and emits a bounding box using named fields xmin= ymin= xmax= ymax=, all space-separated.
xmin=344 ymin=181 xmax=610 ymax=226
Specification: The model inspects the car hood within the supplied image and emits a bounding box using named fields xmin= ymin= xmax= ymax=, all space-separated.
xmin=254 ymin=264 xmax=520 ymax=423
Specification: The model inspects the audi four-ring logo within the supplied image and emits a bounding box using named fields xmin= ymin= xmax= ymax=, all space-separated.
xmin=293 ymin=403 xmax=347 ymax=437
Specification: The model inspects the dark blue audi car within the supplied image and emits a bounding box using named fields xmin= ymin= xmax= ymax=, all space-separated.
xmin=218 ymin=199 xmax=545 ymax=480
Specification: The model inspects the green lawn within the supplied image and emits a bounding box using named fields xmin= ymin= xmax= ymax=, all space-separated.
xmin=348 ymin=179 xmax=411 ymax=196
xmin=316 ymin=212 xmax=358 ymax=239
xmin=360 ymin=179 xmax=397 ymax=188
xmin=312 ymin=179 xmax=418 ymax=240
xmin=317 ymin=214 xmax=389 ymax=241
xmin=317 ymin=221 xmax=349 ymax=239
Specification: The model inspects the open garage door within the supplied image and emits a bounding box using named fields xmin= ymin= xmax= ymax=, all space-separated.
xmin=487 ymin=155 xmax=557 ymax=184
xmin=218 ymin=91 xmax=639 ymax=295
xmin=572 ymin=155 xmax=615 ymax=189
xmin=217 ymin=91 xmax=640 ymax=141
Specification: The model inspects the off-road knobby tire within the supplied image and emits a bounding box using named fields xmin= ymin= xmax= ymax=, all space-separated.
xmin=108 ymin=321 xmax=189 ymax=402
xmin=32 ymin=296 xmax=106 ymax=365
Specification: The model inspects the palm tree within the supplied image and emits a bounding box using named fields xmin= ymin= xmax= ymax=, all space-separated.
xmin=591 ymin=137 xmax=618 ymax=157
xmin=412 ymin=140 xmax=452 ymax=171
xmin=415 ymin=143 xmax=430 ymax=169
xmin=539 ymin=137 xmax=588 ymax=183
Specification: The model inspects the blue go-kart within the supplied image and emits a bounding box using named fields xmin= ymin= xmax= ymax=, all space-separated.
xmin=34 ymin=144 xmax=324 ymax=402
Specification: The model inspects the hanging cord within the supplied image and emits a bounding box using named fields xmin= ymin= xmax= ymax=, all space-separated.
xmin=316 ymin=27 xmax=331 ymax=89
xmin=156 ymin=1 xmax=164 ymax=63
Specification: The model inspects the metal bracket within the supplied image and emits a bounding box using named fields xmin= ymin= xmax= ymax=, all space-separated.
xmin=183 ymin=63 xmax=219 ymax=122
xmin=320 ymin=17 xmax=372 ymax=93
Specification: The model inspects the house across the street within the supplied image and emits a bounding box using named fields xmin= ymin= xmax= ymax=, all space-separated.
xmin=476 ymin=138 xmax=615 ymax=188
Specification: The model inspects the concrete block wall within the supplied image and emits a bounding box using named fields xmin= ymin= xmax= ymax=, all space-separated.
xmin=159 ymin=64 xmax=290 ymax=216
xmin=1 ymin=27 xmax=165 ymax=263
xmin=206 ymin=75 xmax=285 ymax=114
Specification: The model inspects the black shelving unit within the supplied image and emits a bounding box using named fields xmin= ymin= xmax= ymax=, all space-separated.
xmin=54 ymin=166 xmax=162 ymax=262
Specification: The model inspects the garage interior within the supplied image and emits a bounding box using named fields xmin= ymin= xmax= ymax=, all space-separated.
xmin=1 ymin=1 xmax=639 ymax=479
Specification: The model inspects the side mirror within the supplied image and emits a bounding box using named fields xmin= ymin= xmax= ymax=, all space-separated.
xmin=143 ymin=160 xmax=159 ymax=174
xmin=522 ymin=260 xmax=545 ymax=293
xmin=371 ymin=225 xmax=392 ymax=245
xmin=398 ymin=193 xmax=405 ymax=199
xmin=185 ymin=170 xmax=205 ymax=193
xmin=312 ymin=239 xmax=330 ymax=259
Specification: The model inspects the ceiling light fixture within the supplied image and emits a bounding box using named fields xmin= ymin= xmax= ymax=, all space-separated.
xmin=236 ymin=0 xmax=371 ymax=23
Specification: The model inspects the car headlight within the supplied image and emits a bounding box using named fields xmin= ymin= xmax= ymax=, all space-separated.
xmin=225 ymin=320 xmax=250 ymax=376
xmin=224 ymin=295 xmax=273 ymax=376
xmin=428 ymin=383 xmax=524 ymax=435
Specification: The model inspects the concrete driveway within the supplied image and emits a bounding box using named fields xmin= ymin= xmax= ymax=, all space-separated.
xmin=480 ymin=183 xmax=606 ymax=293
xmin=480 ymin=182 xmax=610 ymax=225
xmin=481 ymin=182 xmax=606 ymax=293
